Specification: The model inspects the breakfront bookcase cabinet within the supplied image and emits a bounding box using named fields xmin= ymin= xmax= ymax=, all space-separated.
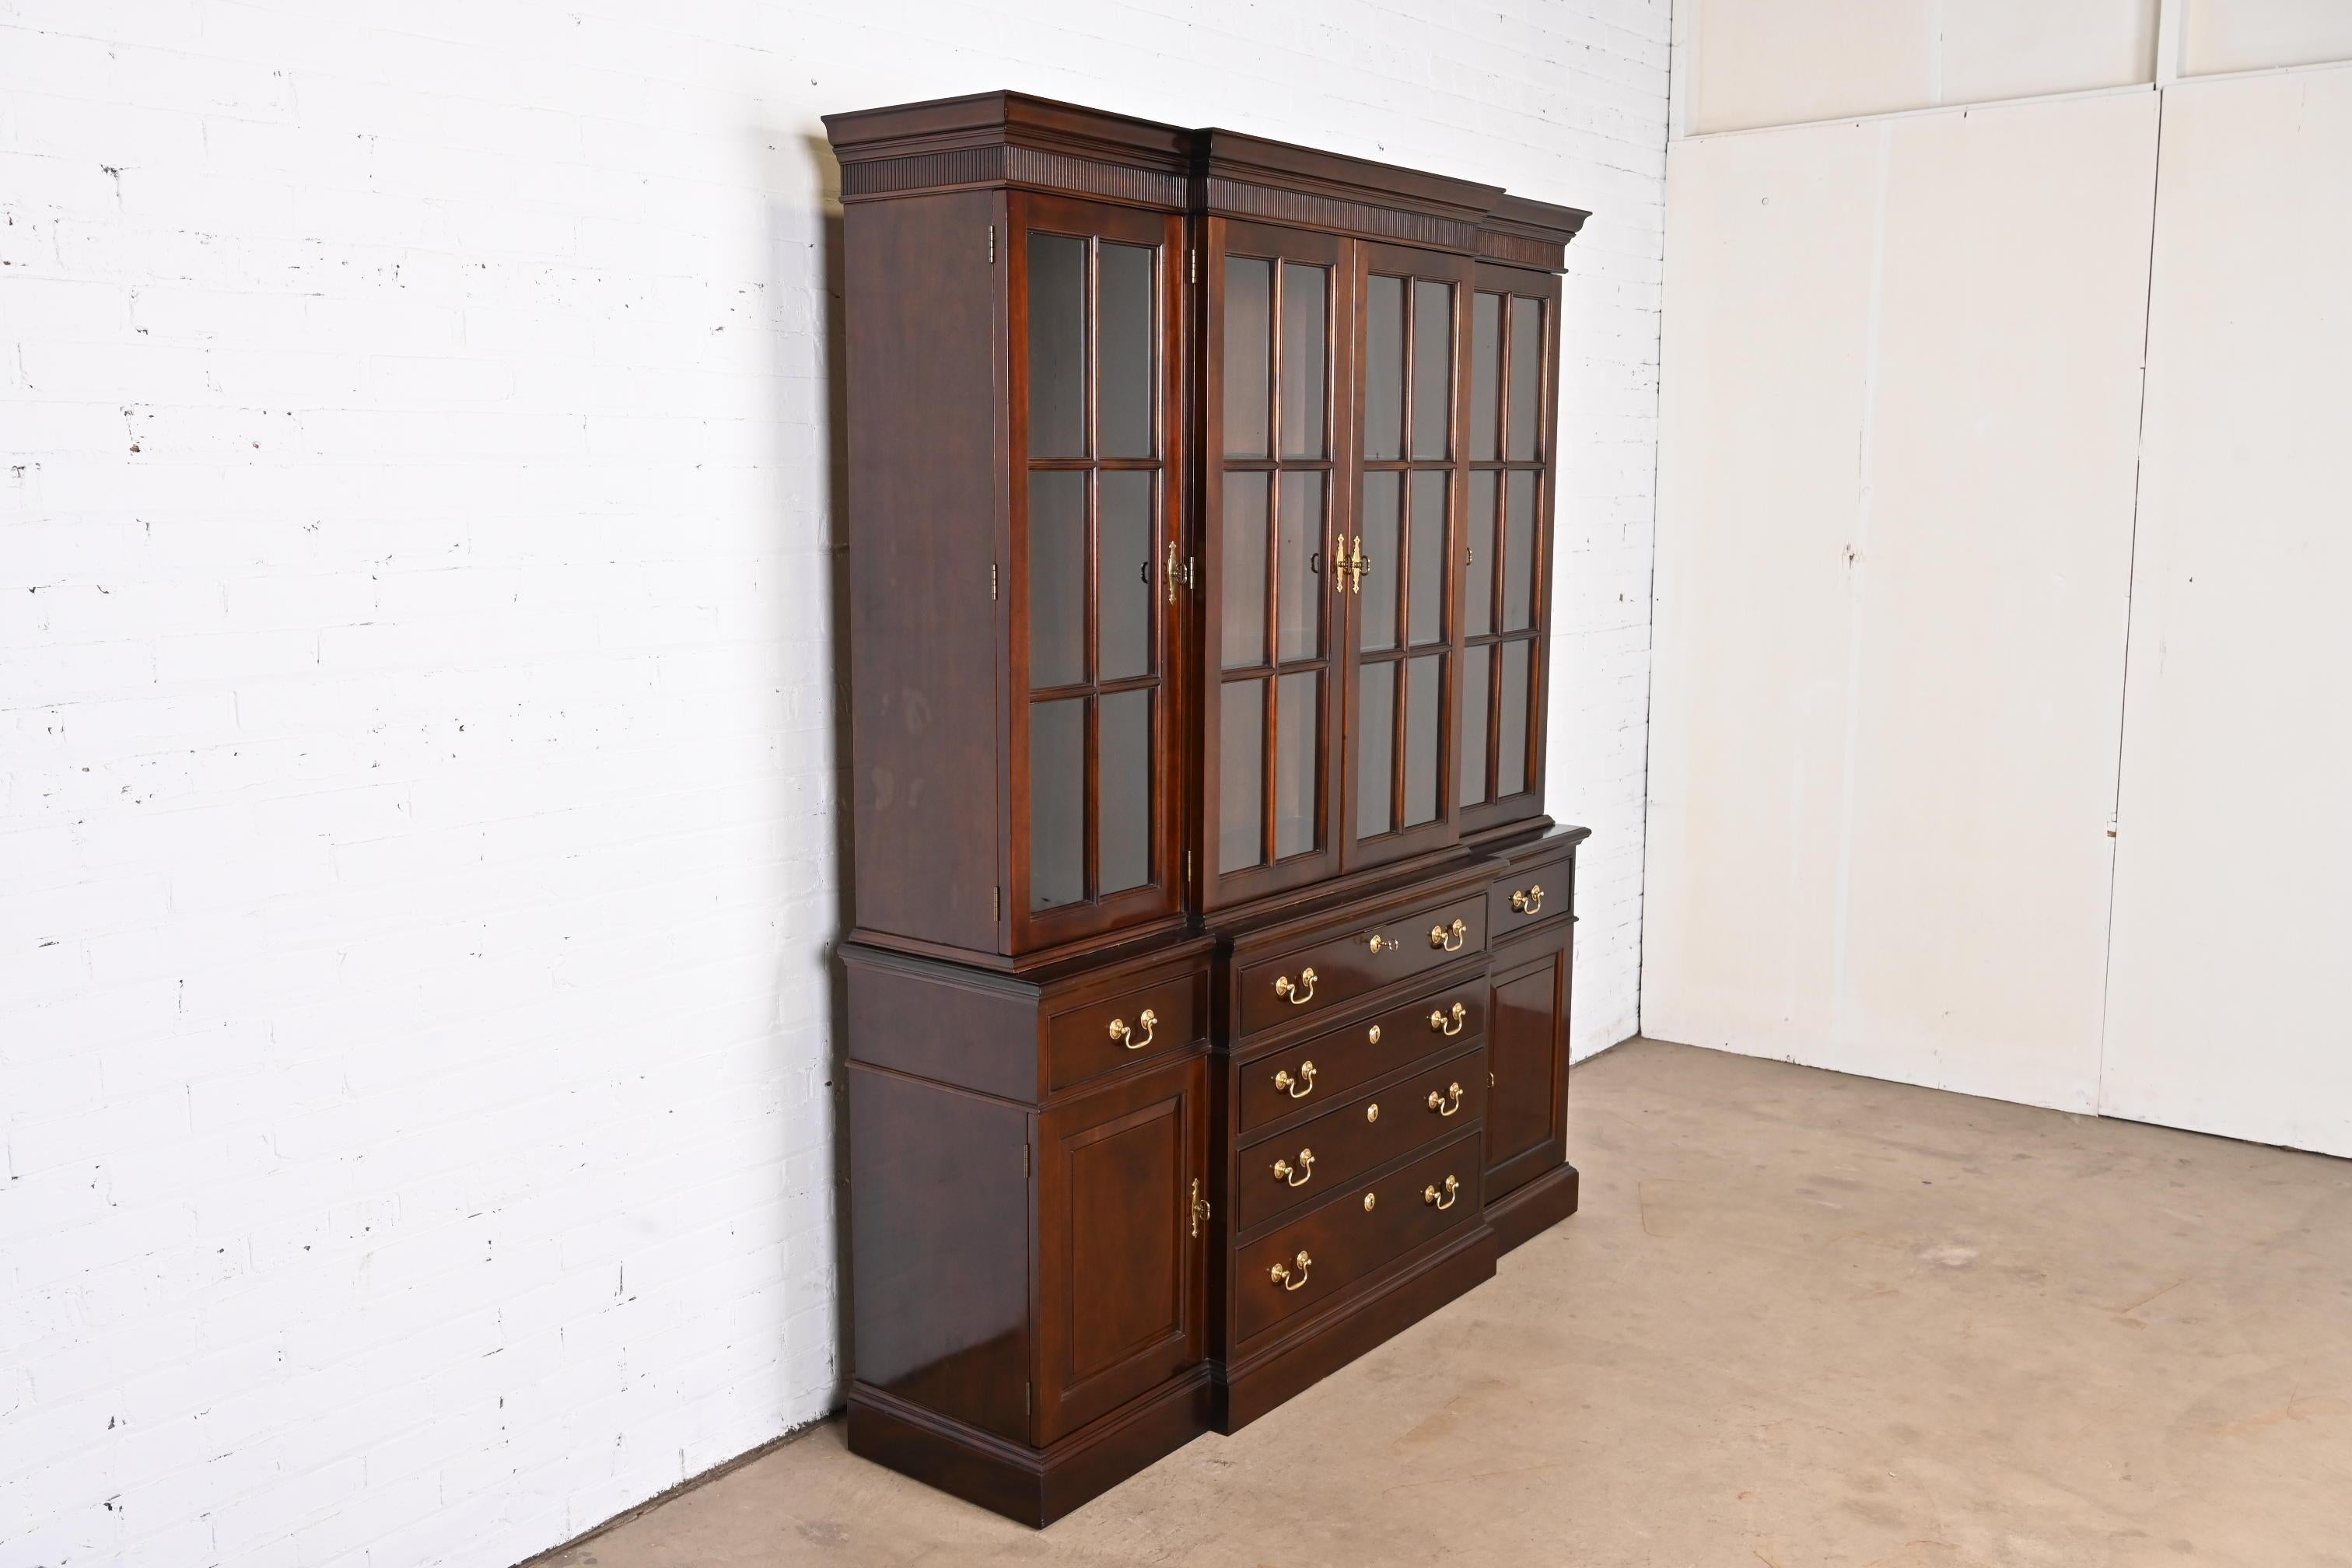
xmin=827 ymin=92 xmax=1591 ymax=1525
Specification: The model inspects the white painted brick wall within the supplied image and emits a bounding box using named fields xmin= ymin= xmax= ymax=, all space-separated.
xmin=0 ymin=2 xmax=1666 ymax=1563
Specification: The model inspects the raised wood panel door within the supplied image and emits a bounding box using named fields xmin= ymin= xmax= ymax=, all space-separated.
xmin=1486 ymin=929 xmax=1570 ymax=1196
xmin=1200 ymin=220 xmax=1353 ymax=912
xmin=1034 ymin=1054 xmax=1208 ymax=1443
xmin=1010 ymin=193 xmax=1188 ymax=954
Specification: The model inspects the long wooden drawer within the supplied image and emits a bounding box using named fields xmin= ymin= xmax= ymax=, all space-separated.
xmin=1232 ymin=1128 xmax=1484 ymax=1344
xmin=1234 ymin=1044 xmax=1487 ymax=1231
xmin=1041 ymin=953 xmax=1209 ymax=1093
xmin=1235 ymin=889 xmax=1489 ymax=1038
xmin=1237 ymin=975 xmax=1487 ymax=1137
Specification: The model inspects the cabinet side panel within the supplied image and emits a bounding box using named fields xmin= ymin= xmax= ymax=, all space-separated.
xmin=849 ymin=1064 xmax=1031 ymax=1441
xmin=846 ymin=191 xmax=1003 ymax=953
xmin=845 ymin=946 xmax=1037 ymax=1101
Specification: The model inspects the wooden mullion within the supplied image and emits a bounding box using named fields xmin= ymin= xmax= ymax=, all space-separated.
xmin=1097 ymin=672 xmax=1161 ymax=698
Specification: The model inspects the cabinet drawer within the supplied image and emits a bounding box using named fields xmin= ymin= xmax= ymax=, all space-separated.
xmin=1235 ymin=891 xmax=1489 ymax=1038
xmin=1042 ymin=957 xmax=1208 ymax=1094
xmin=1488 ymin=847 xmax=1574 ymax=942
xmin=1232 ymin=1128 xmax=1483 ymax=1344
xmin=1234 ymin=1044 xmax=1486 ymax=1232
xmin=1237 ymin=978 xmax=1487 ymax=1136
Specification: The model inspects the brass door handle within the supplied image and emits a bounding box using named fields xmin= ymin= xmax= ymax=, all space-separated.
xmin=1272 ymin=1149 xmax=1315 ymax=1188
xmin=1430 ymin=918 xmax=1467 ymax=952
xmin=1165 ymin=540 xmax=1178 ymax=604
xmin=1191 ymin=1178 xmax=1210 ymax=1238
xmin=1365 ymin=933 xmax=1394 ymax=954
xmin=1426 ymin=1083 xmax=1464 ymax=1116
xmin=1107 ymin=1007 xmax=1157 ymax=1050
xmin=1424 ymin=1174 xmax=1460 ymax=1210
xmin=1274 ymin=967 xmax=1318 ymax=1006
xmin=1511 ymin=884 xmax=1544 ymax=915
xmin=1273 ymin=1061 xmax=1316 ymax=1099
xmin=1345 ymin=534 xmax=1369 ymax=593
xmin=1428 ymin=1001 xmax=1467 ymax=1037
xmin=1270 ymin=1250 xmax=1312 ymax=1290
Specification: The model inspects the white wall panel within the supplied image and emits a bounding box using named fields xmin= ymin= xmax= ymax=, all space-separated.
xmin=2185 ymin=0 xmax=2352 ymax=75
xmin=2101 ymin=66 xmax=2352 ymax=1157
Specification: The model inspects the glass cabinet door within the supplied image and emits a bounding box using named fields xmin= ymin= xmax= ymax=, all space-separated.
xmin=1201 ymin=221 xmax=1351 ymax=909
xmin=1013 ymin=194 xmax=1185 ymax=949
xmin=1458 ymin=264 xmax=1559 ymax=835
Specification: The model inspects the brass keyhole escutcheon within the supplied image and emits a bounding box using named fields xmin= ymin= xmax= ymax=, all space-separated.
xmin=1363 ymin=1192 xmax=1377 ymax=1213
xmin=1366 ymin=1102 xmax=1380 ymax=1124
xmin=1367 ymin=1024 xmax=1381 ymax=1045
xmin=1365 ymin=932 xmax=1394 ymax=954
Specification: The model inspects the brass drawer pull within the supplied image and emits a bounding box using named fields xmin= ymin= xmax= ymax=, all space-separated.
xmin=1365 ymin=932 xmax=1394 ymax=954
xmin=1428 ymin=1001 xmax=1467 ymax=1037
xmin=1429 ymin=918 xmax=1467 ymax=952
xmin=1427 ymin=1082 xmax=1464 ymax=1117
xmin=1273 ymin=1061 xmax=1316 ymax=1099
xmin=1107 ymin=1007 xmax=1157 ymax=1050
xmin=1272 ymin=1149 xmax=1315 ymax=1188
xmin=1511 ymin=884 xmax=1545 ymax=916
xmin=1274 ymin=967 xmax=1318 ymax=1006
xmin=1424 ymin=1174 xmax=1460 ymax=1210
xmin=1271 ymin=1250 xmax=1312 ymax=1290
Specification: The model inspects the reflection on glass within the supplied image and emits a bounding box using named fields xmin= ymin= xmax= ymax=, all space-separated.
xmin=1030 ymin=698 xmax=1085 ymax=909
xmin=1404 ymin=654 xmax=1442 ymax=828
xmin=1472 ymin=292 xmax=1501 ymax=460
xmin=1223 ymin=257 xmax=1272 ymax=459
xmin=1099 ymin=243 xmax=1154 ymax=459
xmin=1276 ymin=471 xmax=1324 ymax=662
xmin=1357 ymin=661 xmax=1395 ymax=838
xmin=1411 ymin=279 xmax=1452 ymax=460
xmin=1503 ymin=471 xmax=1536 ymax=633
xmin=1275 ymin=670 xmax=1319 ymax=859
xmin=1029 ymin=471 xmax=1087 ymax=688
xmin=1460 ymin=646 xmax=1491 ymax=807
xmin=1220 ymin=678 xmax=1265 ymax=872
xmin=1099 ymin=471 xmax=1153 ymax=681
xmin=1099 ymin=689 xmax=1151 ymax=894
xmin=1408 ymin=471 xmax=1447 ymax=647
xmin=1221 ymin=475 xmax=1269 ymax=670
xmin=1358 ymin=471 xmax=1398 ymax=653
xmin=1364 ymin=275 xmax=1404 ymax=461
xmin=1028 ymin=233 xmax=1086 ymax=457
xmin=1498 ymin=641 xmax=1531 ymax=797
xmin=1508 ymin=296 xmax=1543 ymax=460
xmin=1466 ymin=471 xmax=1496 ymax=637
xmin=1279 ymin=263 xmax=1328 ymax=458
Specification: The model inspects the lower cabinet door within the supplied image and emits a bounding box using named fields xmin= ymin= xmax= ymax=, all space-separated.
xmin=1034 ymin=1055 xmax=1209 ymax=1443
xmin=1485 ymin=928 xmax=1570 ymax=1196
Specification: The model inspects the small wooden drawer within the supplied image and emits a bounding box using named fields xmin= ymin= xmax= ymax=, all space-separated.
xmin=1233 ymin=1044 xmax=1486 ymax=1232
xmin=1041 ymin=955 xmax=1208 ymax=1093
xmin=1236 ymin=891 xmax=1489 ymax=1038
xmin=1233 ymin=1128 xmax=1484 ymax=1344
xmin=1237 ymin=979 xmax=1488 ymax=1136
xmin=1488 ymin=846 xmax=1574 ymax=943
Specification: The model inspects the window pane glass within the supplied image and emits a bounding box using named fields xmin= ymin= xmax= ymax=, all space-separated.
xmin=1357 ymin=660 xmax=1395 ymax=838
xmin=1498 ymin=640 xmax=1531 ymax=797
xmin=1503 ymin=470 xmax=1537 ymax=633
xmin=1279 ymin=263 xmax=1328 ymax=458
xmin=1276 ymin=471 xmax=1325 ymax=663
xmin=1223 ymin=257 xmax=1271 ymax=459
xmin=1275 ymin=670 xmax=1320 ymax=860
xmin=1099 ymin=689 xmax=1151 ymax=894
xmin=1027 ymin=233 xmax=1085 ymax=457
xmin=1099 ymin=471 xmax=1153 ymax=682
xmin=1364 ymin=275 xmax=1404 ymax=460
xmin=1221 ymin=474 xmax=1268 ymax=670
xmin=1466 ymin=471 xmax=1496 ymax=637
xmin=1508 ymin=296 xmax=1543 ymax=461
xmin=1408 ymin=470 xmax=1447 ymax=648
xmin=1099 ymin=242 xmax=1154 ymax=459
xmin=1472 ymin=292 xmax=1501 ymax=460
xmin=1219 ymin=678 xmax=1265 ymax=873
xmin=1357 ymin=471 xmax=1398 ymax=653
xmin=1028 ymin=471 xmax=1086 ymax=688
xmin=1404 ymin=653 xmax=1442 ymax=828
xmin=1029 ymin=698 xmax=1086 ymax=910
xmin=1410 ymin=278 xmax=1453 ymax=460
xmin=1459 ymin=645 xmax=1491 ymax=807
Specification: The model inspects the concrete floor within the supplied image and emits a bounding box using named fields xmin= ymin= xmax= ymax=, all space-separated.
xmin=543 ymin=1039 xmax=2352 ymax=1567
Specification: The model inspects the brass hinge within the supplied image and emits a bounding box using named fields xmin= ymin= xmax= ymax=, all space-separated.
xmin=991 ymin=561 xmax=999 ymax=600
xmin=995 ymin=885 xmax=1003 ymax=919
xmin=1025 ymin=1381 xmax=1032 ymax=1414
xmin=1023 ymin=1143 xmax=1031 ymax=1177
xmin=1185 ymin=849 xmax=1192 ymax=884
xmin=1189 ymin=247 xmax=1198 ymax=285
xmin=988 ymin=223 xmax=996 ymax=264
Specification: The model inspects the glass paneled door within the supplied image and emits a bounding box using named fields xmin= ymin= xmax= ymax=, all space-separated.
xmin=1012 ymin=194 xmax=1186 ymax=950
xmin=1201 ymin=221 xmax=1352 ymax=910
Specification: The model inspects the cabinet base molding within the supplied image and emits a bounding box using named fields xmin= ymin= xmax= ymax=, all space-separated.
xmin=847 ymin=1370 xmax=1214 ymax=1528
xmin=1211 ymin=1224 xmax=1500 ymax=1434
xmin=1489 ymin=1160 xmax=1580 ymax=1256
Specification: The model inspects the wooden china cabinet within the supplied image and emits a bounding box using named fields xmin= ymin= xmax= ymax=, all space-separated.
xmin=827 ymin=92 xmax=1591 ymax=1525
